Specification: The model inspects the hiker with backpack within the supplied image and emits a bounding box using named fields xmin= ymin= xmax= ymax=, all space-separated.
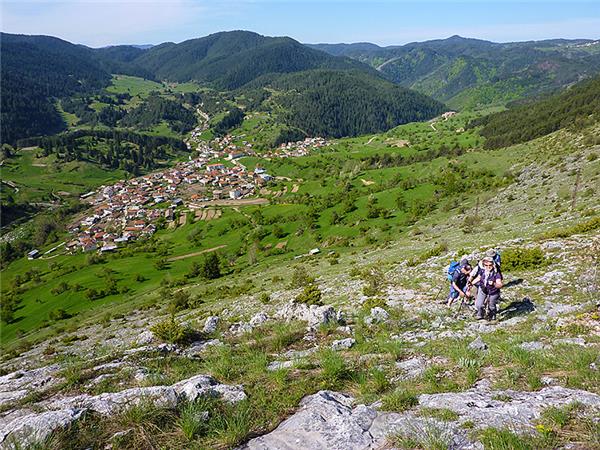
xmin=468 ymin=249 xmax=501 ymax=298
xmin=471 ymin=255 xmax=503 ymax=320
xmin=447 ymin=259 xmax=472 ymax=307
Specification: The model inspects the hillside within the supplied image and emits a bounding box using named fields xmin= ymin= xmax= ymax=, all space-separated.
xmin=309 ymin=36 xmax=600 ymax=108
xmin=474 ymin=75 xmax=600 ymax=148
xmin=1 ymin=31 xmax=445 ymax=144
xmin=131 ymin=31 xmax=378 ymax=89
xmin=0 ymin=33 xmax=111 ymax=143
xmin=0 ymin=111 xmax=599 ymax=448
xmin=249 ymin=69 xmax=446 ymax=138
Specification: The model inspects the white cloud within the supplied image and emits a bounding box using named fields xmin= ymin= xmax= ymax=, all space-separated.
xmin=1 ymin=0 xmax=210 ymax=46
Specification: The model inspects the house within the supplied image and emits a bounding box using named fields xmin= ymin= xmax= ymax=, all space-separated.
xmin=27 ymin=249 xmax=40 ymax=260
xmin=100 ymin=243 xmax=118 ymax=252
xmin=229 ymin=189 xmax=242 ymax=199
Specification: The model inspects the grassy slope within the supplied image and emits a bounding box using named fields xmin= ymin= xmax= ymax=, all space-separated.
xmin=3 ymin=110 xmax=599 ymax=351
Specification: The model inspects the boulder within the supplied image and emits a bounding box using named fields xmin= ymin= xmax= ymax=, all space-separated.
xmin=202 ymin=316 xmax=220 ymax=334
xmin=249 ymin=312 xmax=269 ymax=327
xmin=364 ymin=307 xmax=389 ymax=326
xmin=331 ymin=338 xmax=356 ymax=351
xmin=0 ymin=409 xmax=84 ymax=450
xmin=275 ymin=302 xmax=339 ymax=328
xmin=394 ymin=357 xmax=429 ymax=380
xmin=173 ymin=374 xmax=246 ymax=404
xmin=136 ymin=330 xmax=155 ymax=346
xmin=468 ymin=336 xmax=488 ymax=351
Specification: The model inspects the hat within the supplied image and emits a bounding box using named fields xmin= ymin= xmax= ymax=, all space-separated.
xmin=460 ymin=258 xmax=470 ymax=268
xmin=485 ymin=249 xmax=497 ymax=258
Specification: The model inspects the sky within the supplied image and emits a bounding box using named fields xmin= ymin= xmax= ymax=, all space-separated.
xmin=1 ymin=0 xmax=599 ymax=48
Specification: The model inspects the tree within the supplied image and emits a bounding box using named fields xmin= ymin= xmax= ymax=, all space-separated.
xmin=202 ymin=252 xmax=221 ymax=279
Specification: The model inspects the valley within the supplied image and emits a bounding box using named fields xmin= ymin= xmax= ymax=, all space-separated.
xmin=1 ymin=28 xmax=599 ymax=450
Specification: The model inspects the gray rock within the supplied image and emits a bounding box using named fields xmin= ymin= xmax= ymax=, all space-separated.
xmin=331 ymin=338 xmax=356 ymax=351
xmin=554 ymin=337 xmax=587 ymax=346
xmin=282 ymin=348 xmax=318 ymax=359
xmin=0 ymin=409 xmax=84 ymax=450
xmin=267 ymin=360 xmax=294 ymax=371
xmin=229 ymin=322 xmax=254 ymax=335
xmin=364 ymin=307 xmax=389 ymax=325
xmin=249 ymin=312 xmax=269 ymax=327
xmin=184 ymin=339 xmax=222 ymax=357
xmin=418 ymin=384 xmax=600 ymax=432
xmin=275 ymin=302 xmax=338 ymax=328
xmin=136 ymin=330 xmax=155 ymax=346
xmin=395 ymin=357 xmax=429 ymax=380
xmin=240 ymin=390 xmax=480 ymax=450
xmin=173 ymin=374 xmax=246 ymax=404
xmin=519 ymin=341 xmax=547 ymax=352
xmin=239 ymin=391 xmax=376 ymax=450
xmin=468 ymin=336 xmax=488 ymax=351
xmin=0 ymin=365 xmax=61 ymax=408
xmin=202 ymin=316 xmax=220 ymax=334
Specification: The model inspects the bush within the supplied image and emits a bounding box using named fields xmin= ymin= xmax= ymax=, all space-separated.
xmin=407 ymin=241 xmax=448 ymax=266
xmin=289 ymin=265 xmax=315 ymax=288
xmin=295 ymin=283 xmax=322 ymax=306
xmin=168 ymin=290 xmax=192 ymax=313
xmin=49 ymin=308 xmax=72 ymax=321
xmin=202 ymin=253 xmax=222 ymax=279
xmin=259 ymin=292 xmax=270 ymax=304
xmin=502 ymin=247 xmax=547 ymax=271
xmin=150 ymin=315 xmax=189 ymax=344
xmin=537 ymin=216 xmax=600 ymax=240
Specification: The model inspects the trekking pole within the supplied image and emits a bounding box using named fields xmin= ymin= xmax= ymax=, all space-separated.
xmin=433 ymin=284 xmax=444 ymax=303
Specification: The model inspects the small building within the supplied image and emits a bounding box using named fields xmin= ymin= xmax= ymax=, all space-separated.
xmin=100 ymin=243 xmax=118 ymax=253
xmin=229 ymin=189 xmax=242 ymax=199
xmin=27 ymin=249 xmax=40 ymax=260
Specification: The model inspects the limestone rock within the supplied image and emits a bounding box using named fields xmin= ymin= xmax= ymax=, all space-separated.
xmin=0 ymin=409 xmax=84 ymax=450
xmin=267 ymin=360 xmax=294 ymax=371
xmin=275 ymin=302 xmax=338 ymax=328
xmin=203 ymin=316 xmax=220 ymax=334
xmin=331 ymin=338 xmax=356 ymax=351
xmin=364 ymin=307 xmax=389 ymax=326
xmin=249 ymin=312 xmax=269 ymax=327
xmin=136 ymin=330 xmax=155 ymax=346
xmin=468 ymin=336 xmax=488 ymax=351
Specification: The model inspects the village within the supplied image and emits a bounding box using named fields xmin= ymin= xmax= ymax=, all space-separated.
xmin=63 ymin=133 xmax=330 ymax=254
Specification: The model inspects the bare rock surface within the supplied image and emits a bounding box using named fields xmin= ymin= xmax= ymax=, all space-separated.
xmin=0 ymin=372 xmax=244 ymax=449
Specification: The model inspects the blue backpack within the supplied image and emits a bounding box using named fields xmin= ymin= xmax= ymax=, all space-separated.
xmin=447 ymin=261 xmax=460 ymax=281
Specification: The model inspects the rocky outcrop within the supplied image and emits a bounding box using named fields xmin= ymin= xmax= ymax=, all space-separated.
xmin=0 ymin=365 xmax=62 ymax=408
xmin=275 ymin=302 xmax=339 ymax=329
xmin=0 ymin=373 xmax=245 ymax=450
xmin=239 ymin=382 xmax=600 ymax=450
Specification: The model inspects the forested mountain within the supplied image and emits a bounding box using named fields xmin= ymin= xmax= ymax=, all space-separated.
xmin=1 ymin=30 xmax=446 ymax=143
xmin=308 ymin=36 xmax=600 ymax=108
xmin=0 ymin=33 xmax=111 ymax=143
xmin=130 ymin=31 xmax=378 ymax=89
xmin=247 ymin=70 xmax=446 ymax=138
xmin=472 ymin=75 xmax=600 ymax=149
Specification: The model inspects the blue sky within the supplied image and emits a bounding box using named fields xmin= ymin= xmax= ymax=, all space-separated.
xmin=1 ymin=1 xmax=599 ymax=47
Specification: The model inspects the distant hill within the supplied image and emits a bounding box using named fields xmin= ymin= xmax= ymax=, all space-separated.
xmin=247 ymin=69 xmax=446 ymax=138
xmin=0 ymin=33 xmax=111 ymax=143
xmin=1 ymin=30 xmax=446 ymax=143
xmin=473 ymin=75 xmax=600 ymax=148
xmin=130 ymin=30 xmax=378 ymax=89
xmin=308 ymin=36 xmax=600 ymax=108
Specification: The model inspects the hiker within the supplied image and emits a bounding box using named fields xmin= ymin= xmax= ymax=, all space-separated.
xmin=468 ymin=249 xmax=501 ymax=298
xmin=447 ymin=259 xmax=472 ymax=307
xmin=471 ymin=256 xmax=503 ymax=320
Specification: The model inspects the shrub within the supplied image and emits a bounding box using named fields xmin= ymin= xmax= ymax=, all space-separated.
xmin=537 ymin=216 xmax=600 ymax=240
xmin=202 ymin=253 xmax=222 ymax=279
xmin=289 ymin=265 xmax=315 ymax=288
xmin=150 ymin=315 xmax=189 ymax=344
xmin=361 ymin=267 xmax=386 ymax=297
xmin=407 ymin=241 xmax=448 ymax=266
xmin=502 ymin=247 xmax=547 ymax=271
xmin=295 ymin=283 xmax=322 ymax=306
xmin=168 ymin=290 xmax=192 ymax=313
xmin=259 ymin=292 xmax=270 ymax=304
xmin=49 ymin=308 xmax=72 ymax=321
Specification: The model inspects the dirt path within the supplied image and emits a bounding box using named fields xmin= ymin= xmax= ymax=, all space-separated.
xmin=168 ymin=245 xmax=227 ymax=262
xmin=430 ymin=122 xmax=437 ymax=131
xmin=366 ymin=136 xmax=376 ymax=145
